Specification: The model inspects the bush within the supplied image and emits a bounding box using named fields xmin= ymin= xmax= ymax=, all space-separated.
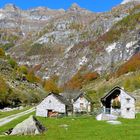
xmin=18 ymin=65 xmax=28 ymax=75
xmin=2 ymin=43 xmax=14 ymax=50
xmin=116 ymin=53 xmax=140 ymax=77
xmin=0 ymin=48 xmax=5 ymax=58
xmin=44 ymin=79 xmax=61 ymax=93
xmin=0 ymin=76 xmax=10 ymax=107
xmin=84 ymin=72 xmax=99 ymax=81
xmin=112 ymin=100 xmax=121 ymax=109
xmin=65 ymin=72 xmax=99 ymax=90
xmin=65 ymin=72 xmax=83 ymax=90
xmin=8 ymin=58 xmax=17 ymax=69
xmin=26 ymin=70 xmax=41 ymax=83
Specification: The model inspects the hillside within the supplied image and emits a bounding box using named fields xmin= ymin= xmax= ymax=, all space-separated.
xmin=0 ymin=49 xmax=46 ymax=108
xmin=5 ymin=2 xmax=136 ymax=85
xmin=1 ymin=2 xmax=140 ymax=108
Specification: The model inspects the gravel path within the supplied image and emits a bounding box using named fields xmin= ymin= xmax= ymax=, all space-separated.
xmin=0 ymin=107 xmax=35 ymax=127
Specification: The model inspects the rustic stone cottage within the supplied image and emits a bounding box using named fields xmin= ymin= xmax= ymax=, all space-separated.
xmin=101 ymin=86 xmax=136 ymax=119
xmin=72 ymin=93 xmax=92 ymax=113
xmin=36 ymin=93 xmax=72 ymax=117
xmin=36 ymin=92 xmax=92 ymax=117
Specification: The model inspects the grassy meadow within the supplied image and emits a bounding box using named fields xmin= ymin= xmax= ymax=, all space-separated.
xmin=0 ymin=107 xmax=31 ymax=119
xmin=0 ymin=113 xmax=140 ymax=140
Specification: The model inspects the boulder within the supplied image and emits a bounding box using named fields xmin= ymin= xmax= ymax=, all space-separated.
xmin=107 ymin=120 xmax=122 ymax=125
xmin=10 ymin=115 xmax=45 ymax=135
xmin=96 ymin=113 xmax=118 ymax=121
xmin=96 ymin=114 xmax=102 ymax=121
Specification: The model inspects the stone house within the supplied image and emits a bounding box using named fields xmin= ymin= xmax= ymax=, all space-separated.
xmin=36 ymin=92 xmax=92 ymax=117
xmin=73 ymin=93 xmax=92 ymax=113
xmin=36 ymin=93 xmax=72 ymax=117
xmin=101 ymin=86 xmax=136 ymax=119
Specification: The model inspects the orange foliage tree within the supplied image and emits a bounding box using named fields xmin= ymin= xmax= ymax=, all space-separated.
xmin=84 ymin=72 xmax=99 ymax=81
xmin=65 ymin=72 xmax=83 ymax=90
xmin=26 ymin=70 xmax=41 ymax=83
xmin=65 ymin=71 xmax=99 ymax=90
xmin=43 ymin=78 xmax=61 ymax=93
xmin=116 ymin=53 xmax=140 ymax=77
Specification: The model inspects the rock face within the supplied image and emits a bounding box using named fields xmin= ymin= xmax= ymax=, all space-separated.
xmin=0 ymin=2 xmax=140 ymax=85
xmin=121 ymin=0 xmax=140 ymax=4
xmin=10 ymin=115 xmax=45 ymax=135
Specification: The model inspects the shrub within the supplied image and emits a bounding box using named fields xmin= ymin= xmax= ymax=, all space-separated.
xmin=18 ymin=65 xmax=28 ymax=75
xmin=84 ymin=72 xmax=99 ymax=81
xmin=44 ymin=79 xmax=61 ymax=93
xmin=65 ymin=72 xmax=99 ymax=90
xmin=0 ymin=48 xmax=5 ymax=58
xmin=26 ymin=70 xmax=40 ymax=83
xmin=8 ymin=58 xmax=17 ymax=69
xmin=112 ymin=100 xmax=121 ymax=109
xmin=0 ymin=76 xmax=10 ymax=106
xmin=2 ymin=43 xmax=14 ymax=50
xmin=116 ymin=53 xmax=140 ymax=77
xmin=65 ymin=72 xmax=83 ymax=90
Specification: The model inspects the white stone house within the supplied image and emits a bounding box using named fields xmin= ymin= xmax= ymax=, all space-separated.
xmin=101 ymin=86 xmax=136 ymax=119
xmin=73 ymin=93 xmax=91 ymax=113
xmin=36 ymin=93 xmax=72 ymax=117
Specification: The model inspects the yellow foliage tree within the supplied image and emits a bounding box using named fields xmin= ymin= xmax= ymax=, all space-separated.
xmin=44 ymin=79 xmax=61 ymax=93
xmin=0 ymin=48 xmax=5 ymax=58
xmin=0 ymin=76 xmax=9 ymax=104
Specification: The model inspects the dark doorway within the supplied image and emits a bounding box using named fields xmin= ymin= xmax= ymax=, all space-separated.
xmin=105 ymin=89 xmax=121 ymax=114
xmin=47 ymin=110 xmax=53 ymax=117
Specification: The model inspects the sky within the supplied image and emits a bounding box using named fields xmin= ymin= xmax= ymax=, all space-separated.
xmin=0 ymin=0 xmax=124 ymax=12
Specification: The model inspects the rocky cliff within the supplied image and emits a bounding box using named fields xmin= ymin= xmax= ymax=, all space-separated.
xmin=0 ymin=2 xmax=140 ymax=86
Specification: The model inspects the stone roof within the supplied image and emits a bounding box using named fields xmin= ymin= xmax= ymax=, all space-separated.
xmin=60 ymin=91 xmax=92 ymax=103
xmin=48 ymin=93 xmax=71 ymax=106
xmin=73 ymin=93 xmax=92 ymax=102
xmin=101 ymin=86 xmax=136 ymax=103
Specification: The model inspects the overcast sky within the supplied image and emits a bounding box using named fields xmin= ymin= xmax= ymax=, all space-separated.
xmin=0 ymin=0 xmax=124 ymax=12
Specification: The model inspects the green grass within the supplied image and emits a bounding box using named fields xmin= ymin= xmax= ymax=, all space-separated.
xmin=1 ymin=114 xmax=140 ymax=140
xmin=0 ymin=107 xmax=31 ymax=119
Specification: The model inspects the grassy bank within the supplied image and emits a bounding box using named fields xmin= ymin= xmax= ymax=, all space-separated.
xmin=0 ymin=107 xmax=31 ymax=119
xmin=0 ymin=114 xmax=140 ymax=140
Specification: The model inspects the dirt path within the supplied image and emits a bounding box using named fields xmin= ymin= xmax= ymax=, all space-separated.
xmin=0 ymin=107 xmax=35 ymax=127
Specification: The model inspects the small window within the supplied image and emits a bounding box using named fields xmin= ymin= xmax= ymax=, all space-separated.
xmin=80 ymin=103 xmax=84 ymax=107
xmin=49 ymin=100 xmax=51 ymax=103
xmin=126 ymin=108 xmax=130 ymax=111
xmin=80 ymin=96 xmax=83 ymax=100
xmin=126 ymin=98 xmax=131 ymax=103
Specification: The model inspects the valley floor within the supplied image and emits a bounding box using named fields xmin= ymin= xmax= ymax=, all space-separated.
xmin=0 ymin=107 xmax=35 ymax=127
xmin=0 ymin=113 xmax=140 ymax=140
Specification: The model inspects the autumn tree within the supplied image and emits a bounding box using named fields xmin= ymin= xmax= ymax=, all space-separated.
xmin=84 ymin=72 xmax=99 ymax=81
xmin=26 ymin=70 xmax=41 ymax=83
xmin=65 ymin=72 xmax=84 ymax=90
xmin=116 ymin=53 xmax=140 ymax=77
xmin=0 ymin=48 xmax=5 ymax=58
xmin=0 ymin=76 xmax=9 ymax=106
xmin=44 ymin=78 xmax=61 ymax=93
xmin=18 ymin=65 xmax=28 ymax=75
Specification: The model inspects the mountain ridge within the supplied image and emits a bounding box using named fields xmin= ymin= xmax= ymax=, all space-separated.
xmin=0 ymin=2 xmax=139 ymax=87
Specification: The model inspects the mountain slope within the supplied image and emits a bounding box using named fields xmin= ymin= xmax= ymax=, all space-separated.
xmin=0 ymin=49 xmax=46 ymax=108
xmin=0 ymin=3 xmax=140 ymax=89
xmin=3 ymin=2 xmax=135 ymax=85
